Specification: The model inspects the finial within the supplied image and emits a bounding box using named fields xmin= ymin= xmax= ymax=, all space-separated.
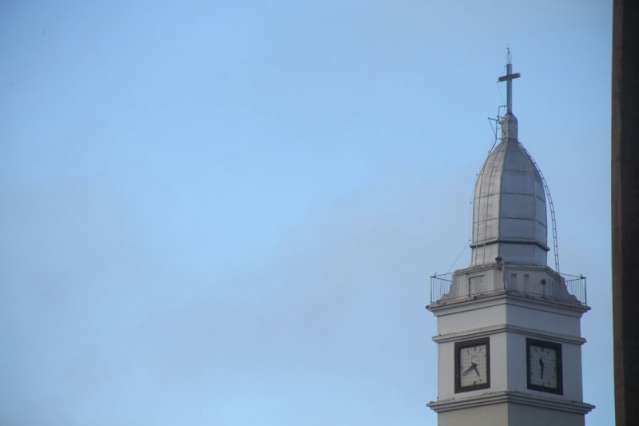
xmin=498 ymin=50 xmax=521 ymax=141
xmin=498 ymin=49 xmax=520 ymax=114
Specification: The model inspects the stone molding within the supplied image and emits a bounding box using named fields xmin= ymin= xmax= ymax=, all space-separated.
xmin=427 ymin=291 xmax=589 ymax=317
xmin=453 ymin=262 xmax=560 ymax=279
xmin=427 ymin=391 xmax=595 ymax=415
xmin=432 ymin=324 xmax=586 ymax=346
xmin=470 ymin=238 xmax=549 ymax=252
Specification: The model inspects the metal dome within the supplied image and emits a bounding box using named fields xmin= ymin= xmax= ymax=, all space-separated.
xmin=470 ymin=121 xmax=548 ymax=266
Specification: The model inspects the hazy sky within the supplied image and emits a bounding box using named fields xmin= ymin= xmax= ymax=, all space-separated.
xmin=0 ymin=1 xmax=612 ymax=425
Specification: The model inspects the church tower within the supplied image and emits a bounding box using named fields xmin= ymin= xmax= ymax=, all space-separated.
xmin=427 ymin=56 xmax=594 ymax=426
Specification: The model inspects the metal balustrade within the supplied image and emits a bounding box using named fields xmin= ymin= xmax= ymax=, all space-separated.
xmin=563 ymin=273 xmax=588 ymax=305
xmin=429 ymin=271 xmax=587 ymax=306
xmin=430 ymin=273 xmax=453 ymax=303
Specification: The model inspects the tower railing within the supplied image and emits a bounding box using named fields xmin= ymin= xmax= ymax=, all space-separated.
xmin=562 ymin=273 xmax=588 ymax=305
xmin=430 ymin=273 xmax=453 ymax=304
xmin=428 ymin=271 xmax=587 ymax=305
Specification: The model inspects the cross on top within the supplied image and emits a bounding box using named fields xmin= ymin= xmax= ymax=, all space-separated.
xmin=498 ymin=49 xmax=520 ymax=114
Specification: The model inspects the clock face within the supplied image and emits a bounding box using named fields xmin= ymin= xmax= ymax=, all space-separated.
xmin=526 ymin=339 xmax=563 ymax=394
xmin=455 ymin=338 xmax=490 ymax=392
xmin=460 ymin=344 xmax=488 ymax=387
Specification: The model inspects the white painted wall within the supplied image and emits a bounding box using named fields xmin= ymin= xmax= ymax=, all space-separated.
xmin=436 ymin=299 xmax=582 ymax=338
xmin=505 ymin=303 xmax=581 ymax=337
xmin=438 ymin=304 xmax=507 ymax=335
xmin=438 ymin=404 xmax=585 ymax=426
xmin=438 ymin=403 xmax=509 ymax=426
xmin=506 ymin=334 xmax=583 ymax=400
xmin=434 ymin=297 xmax=585 ymax=402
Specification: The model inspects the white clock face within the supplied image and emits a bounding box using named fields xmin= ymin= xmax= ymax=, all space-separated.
xmin=529 ymin=345 xmax=559 ymax=389
xmin=459 ymin=344 xmax=488 ymax=388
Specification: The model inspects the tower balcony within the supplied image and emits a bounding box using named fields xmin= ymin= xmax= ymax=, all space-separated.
xmin=429 ymin=262 xmax=588 ymax=307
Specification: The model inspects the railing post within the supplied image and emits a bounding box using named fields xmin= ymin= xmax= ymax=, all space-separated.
xmin=430 ymin=276 xmax=433 ymax=304
xmin=430 ymin=275 xmax=435 ymax=304
xmin=583 ymin=276 xmax=588 ymax=305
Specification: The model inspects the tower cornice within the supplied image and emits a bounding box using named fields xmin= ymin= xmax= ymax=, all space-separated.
xmin=428 ymin=391 xmax=595 ymax=415
xmin=432 ymin=324 xmax=587 ymax=346
xmin=427 ymin=291 xmax=590 ymax=317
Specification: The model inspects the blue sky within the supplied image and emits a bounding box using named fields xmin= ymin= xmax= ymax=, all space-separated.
xmin=0 ymin=1 xmax=612 ymax=425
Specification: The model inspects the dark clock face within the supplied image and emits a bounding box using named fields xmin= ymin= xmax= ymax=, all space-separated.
xmin=455 ymin=338 xmax=490 ymax=393
xmin=526 ymin=338 xmax=563 ymax=394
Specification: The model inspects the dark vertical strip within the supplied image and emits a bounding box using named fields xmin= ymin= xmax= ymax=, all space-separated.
xmin=612 ymin=1 xmax=639 ymax=424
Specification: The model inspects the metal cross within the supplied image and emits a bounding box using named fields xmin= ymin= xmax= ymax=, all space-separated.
xmin=498 ymin=49 xmax=520 ymax=113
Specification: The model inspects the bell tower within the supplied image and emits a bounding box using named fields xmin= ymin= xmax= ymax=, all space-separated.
xmin=427 ymin=56 xmax=594 ymax=426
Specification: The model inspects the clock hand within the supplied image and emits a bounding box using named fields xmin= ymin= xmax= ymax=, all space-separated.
xmin=471 ymin=363 xmax=481 ymax=377
xmin=462 ymin=362 xmax=479 ymax=376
